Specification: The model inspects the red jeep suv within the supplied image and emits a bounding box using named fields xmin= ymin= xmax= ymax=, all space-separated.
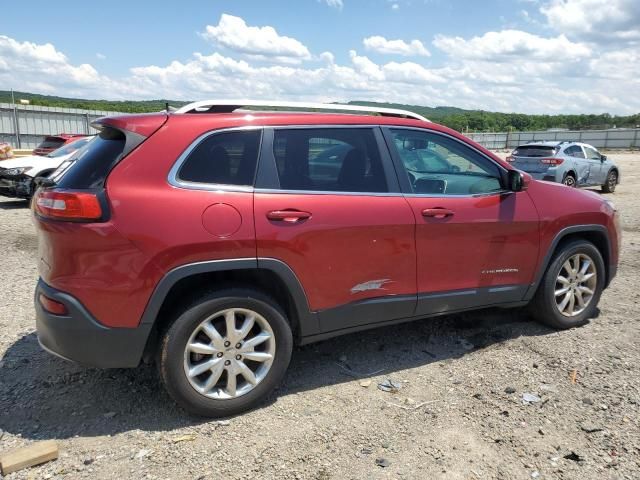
xmin=32 ymin=101 xmax=620 ymax=417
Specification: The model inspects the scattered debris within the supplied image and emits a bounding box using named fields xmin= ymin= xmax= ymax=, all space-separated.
xmin=361 ymin=448 xmax=373 ymax=455
xmin=531 ymin=471 xmax=540 ymax=478
xmin=522 ymin=393 xmax=541 ymax=404
xmin=360 ymin=379 xmax=372 ymax=388
xmin=564 ymin=452 xmax=583 ymax=462
xmin=103 ymin=411 xmax=117 ymax=419
xmin=385 ymin=399 xmax=439 ymax=411
xmin=213 ymin=420 xmax=231 ymax=427
xmin=335 ymin=362 xmax=385 ymax=378
xmin=504 ymin=387 xmax=516 ymax=394
xmin=134 ymin=449 xmax=152 ymax=460
xmin=172 ymin=434 xmax=197 ymax=443
xmin=0 ymin=440 xmax=58 ymax=475
xmin=375 ymin=457 xmax=390 ymax=468
xmin=580 ymin=423 xmax=603 ymax=434
xmin=377 ymin=379 xmax=402 ymax=393
xmin=582 ymin=397 xmax=594 ymax=405
xmin=570 ymin=369 xmax=578 ymax=384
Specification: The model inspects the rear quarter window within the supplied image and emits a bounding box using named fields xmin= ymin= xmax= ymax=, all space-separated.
xmin=176 ymin=129 xmax=262 ymax=186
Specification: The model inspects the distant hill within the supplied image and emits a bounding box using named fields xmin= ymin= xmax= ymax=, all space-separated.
xmin=1 ymin=91 xmax=638 ymax=132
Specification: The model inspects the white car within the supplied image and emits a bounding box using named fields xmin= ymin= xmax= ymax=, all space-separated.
xmin=0 ymin=136 xmax=93 ymax=199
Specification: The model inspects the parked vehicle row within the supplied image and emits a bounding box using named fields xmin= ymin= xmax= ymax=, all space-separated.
xmin=30 ymin=100 xmax=620 ymax=417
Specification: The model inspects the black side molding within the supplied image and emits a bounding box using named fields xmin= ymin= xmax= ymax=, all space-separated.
xmin=139 ymin=257 xmax=319 ymax=337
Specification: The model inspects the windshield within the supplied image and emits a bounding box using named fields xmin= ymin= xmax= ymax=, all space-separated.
xmin=46 ymin=137 xmax=93 ymax=158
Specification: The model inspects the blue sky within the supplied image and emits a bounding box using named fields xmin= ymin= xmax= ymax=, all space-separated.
xmin=1 ymin=0 xmax=638 ymax=114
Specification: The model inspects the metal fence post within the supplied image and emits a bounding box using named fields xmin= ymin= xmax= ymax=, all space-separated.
xmin=85 ymin=113 xmax=90 ymax=135
xmin=12 ymin=104 xmax=21 ymax=149
xmin=633 ymin=129 xmax=638 ymax=149
xmin=604 ymin=129 xmax=609 ymax=149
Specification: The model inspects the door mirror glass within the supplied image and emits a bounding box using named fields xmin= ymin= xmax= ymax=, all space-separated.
xmin=601 ymin=154 xmax=607 ymax=162
xmin=508 ymin=170 xmax=526 ymax=192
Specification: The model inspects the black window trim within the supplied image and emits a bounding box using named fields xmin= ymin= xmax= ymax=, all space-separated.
xmin=380 ymin=126 xmax=512 ymax=198
xmin=167 ymin=126 xmax=263 ymax=192
xmin=254 ymin=125 xmax=401 ymax=196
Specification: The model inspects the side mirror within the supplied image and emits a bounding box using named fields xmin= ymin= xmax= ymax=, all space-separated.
xmin=507 ymin=170 xmax=530 ymax=192
xmin=600 ymin=154 xmax=607 ymax=162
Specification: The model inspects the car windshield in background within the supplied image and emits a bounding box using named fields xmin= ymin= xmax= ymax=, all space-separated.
xmin=513 ymin=146 xmax=557 ymax=157
xmin=47 ymin=137 xmax=93 ymax=158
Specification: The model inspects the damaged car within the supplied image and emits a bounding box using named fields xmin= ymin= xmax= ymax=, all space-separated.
xmin=0 ymin=136 xmax=93 ymax=199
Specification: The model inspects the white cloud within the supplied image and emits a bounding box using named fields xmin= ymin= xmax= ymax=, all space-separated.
xmin=319 ymin=0 xmax=344 ymax=9
xmin=201 ymin=14 xmax=311 ymax=62
xmin=96 ymin=52 xmax=106 ymax=60
xmin=391 ymin=3 xmax=399 ymax=9
xmin=433 ymin=30 xmax=591 ymax=62
xmin=541 ymin=0 xmax=640 ymax=43
xmin=363 ymin=35 xmax=430 ymax=56
xmin=1 ymin=8 xmax=639 ymax=117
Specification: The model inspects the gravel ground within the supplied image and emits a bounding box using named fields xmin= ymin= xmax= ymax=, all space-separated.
xmin=0 ymin=153 xmax=638 ymax=480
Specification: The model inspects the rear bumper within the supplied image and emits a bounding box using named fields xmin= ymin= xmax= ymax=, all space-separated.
xmin=526 ymin=171 xmax=558 ymax=182
xmin=35 ymin=279 xmax=152 ymax=368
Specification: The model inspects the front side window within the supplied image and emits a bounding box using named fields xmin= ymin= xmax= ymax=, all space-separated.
xmin=389 ymin=129 xmax=503 ymax=195
xmin=177 ymin=129 xmax=261 ymax=186
xmin=583 ymin=146 xmax=601 ymax=160
xmin=273 ymin=128 xmax=387 ymax=192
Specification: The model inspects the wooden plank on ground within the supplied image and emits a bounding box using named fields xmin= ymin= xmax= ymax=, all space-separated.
xmin=0 ymin=440 xmax=58 ymax=475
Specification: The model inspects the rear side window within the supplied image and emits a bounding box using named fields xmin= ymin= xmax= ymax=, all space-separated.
xmin=273 ymin=128 xmax=387 ymax=192
xmin=564 ymin=145 xmax=585 ymax=158
xmin=54 ymin=128 xmax=124 ymax=188
xmin=513 ymin=146 xmax=557 ymax=157
xmin=177 ymin=130 xmax=261 ymax=186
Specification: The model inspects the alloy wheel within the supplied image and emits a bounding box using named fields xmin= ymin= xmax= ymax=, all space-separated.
xmin=607 ymin=172 xmax=617 ymax=191
xmin=554 ymin=253 xmax=597 ymax=317
xmin=563 ymin=175 xmax=576 ymax=187
xmin=183 ymin=308 xmax=275 ymax=399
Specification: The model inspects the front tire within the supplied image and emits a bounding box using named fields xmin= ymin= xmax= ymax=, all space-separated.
xmin=529 ymin=240 xmax=605 ymax=329
xmin=158 ymin=288 xmax=293 ymax=417
xmin=601 ymin=170 xmax=617 ymax=193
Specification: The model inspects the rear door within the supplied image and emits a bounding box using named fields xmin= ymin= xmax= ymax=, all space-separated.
xmin=254 ymin=126 xmax=417 ymax=334
xmin=383 ymin=127 xmax=540 ymax=316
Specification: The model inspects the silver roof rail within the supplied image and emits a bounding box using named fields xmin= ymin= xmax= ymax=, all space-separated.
xmin=174 ymin=99 xmax=429 ymax=122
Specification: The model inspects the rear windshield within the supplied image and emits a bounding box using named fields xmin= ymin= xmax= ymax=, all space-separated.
xmin=37 ymin=137 xmax=65 ymax=150
xmin=55 ymin=128 xmax=125 ymax=188
xmin=513 ymin=146 xmax=557 ymax=157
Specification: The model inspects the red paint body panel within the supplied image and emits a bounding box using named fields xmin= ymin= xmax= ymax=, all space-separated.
xmin=32 ymin=111 xmax=621 ymax=334
xmin=254 ymin=193 xmax=416 ymax=311
xmin=32 ymin=134 xmax=88 ymax=156
xmin=406 ymin=191 xmax=540 ymax=293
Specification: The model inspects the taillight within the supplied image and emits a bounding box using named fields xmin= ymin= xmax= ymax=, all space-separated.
xmin=506 ymin=155 xmax=515 ymax=162
xmin=541 ymin=157 xmax=564 ymax=165
xmin=38 ymin=293 xmax=68 ymax=315
xmin=34 ymin=189 xmax=103 ymax=221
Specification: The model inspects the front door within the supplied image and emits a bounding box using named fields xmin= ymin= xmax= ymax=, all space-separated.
xmin=383 ymin=127 xmax=540 ymax=316
xmin=254 ymin=126 xmax=417 ymax=334
xmin=582 ymin=145 xmax=605 ymax=185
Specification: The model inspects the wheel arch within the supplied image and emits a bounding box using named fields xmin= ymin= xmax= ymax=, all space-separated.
xmin=140 ymin=258 xmax=318 ymax=362
xmin=524 ymin=225 xmax=612 ymax=301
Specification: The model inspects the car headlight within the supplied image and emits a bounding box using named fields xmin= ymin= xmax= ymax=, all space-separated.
xmin=3 ymin=167 xmax=30 ymax=176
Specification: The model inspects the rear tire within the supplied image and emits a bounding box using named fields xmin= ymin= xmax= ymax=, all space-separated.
xmin=529 ymin=240 xmax=605 ymax=329
xmin=562 ymin=173 xmax=577 ymax=187
xmin=601 ymin=170 xmax=617 ymax=193
xmin=157 ymin=288 xmax=293 ymax=417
